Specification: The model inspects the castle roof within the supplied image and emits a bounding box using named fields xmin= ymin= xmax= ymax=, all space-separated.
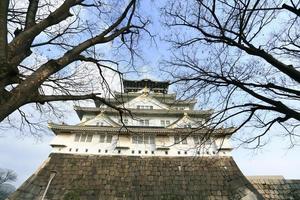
xmin=74 ymin=106 xmax=213 ymax=120
xmin=95 ymin=96 xmax=197 ymax=107
xmin=123 ymin=79 xmax=170 ymax=93
xmin=48 ymin=123 xmax=235 ymax=137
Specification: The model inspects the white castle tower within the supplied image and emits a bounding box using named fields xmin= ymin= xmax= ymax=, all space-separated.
xmin=48 ymin=78 xmax=233 ymax=157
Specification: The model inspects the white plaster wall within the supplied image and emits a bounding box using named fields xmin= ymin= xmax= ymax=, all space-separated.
xmin=51 ymin=133 xmax=231 ymax=157
xmin=215 ymin=137 xmax=232 ymax=150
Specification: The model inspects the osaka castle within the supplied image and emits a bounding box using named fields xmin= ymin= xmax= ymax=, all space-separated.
xmin=9 ymin=79 xmax=300 ymax=200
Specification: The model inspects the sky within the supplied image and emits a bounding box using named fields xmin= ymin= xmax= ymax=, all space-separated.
xmin=0 ymin=0 xmax=299 ymax=188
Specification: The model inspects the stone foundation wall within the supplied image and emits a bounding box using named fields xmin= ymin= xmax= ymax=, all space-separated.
xmin=9 ymin=154 xmax=263 ymax=200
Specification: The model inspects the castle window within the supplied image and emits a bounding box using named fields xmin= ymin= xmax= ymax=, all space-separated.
xmin=97 ymin=122 xmax=104 ymax=126
xmin=137 ymin=105 xmax=153 ymax=110
xmin=139 ymin=119 xmax=149 ymax=126
xmin=86 ymin=134 xmax=93 ymax=142
xmin=99 ymin=133 xmax=112 ymax=143
xmin=193 ymin=136 xmax=203 ymax=145
xmin=74 ymin=134 xmax=80 ymax=142
xmin=193 ymin=137 xmax=211 ymax=146
xmin=183 ymin=124 xmax=192 ymax=128
xmin=174 ymin=135 xmax=187 ymax=144
xmin=80 ymin=134 xmax=87 ymax=142
xmin=119 ymin=118 xmax=128 ymax=125
xmin=132 ymin=135 xmax=155 ymax=144
xmin=161 ymin=120 xmax=170 ymax=127
xmin=74 ymin=133 xmax=93 ymax=142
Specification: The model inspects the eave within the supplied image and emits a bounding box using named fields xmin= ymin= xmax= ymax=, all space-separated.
xmin=48 ymin=123 xmax=235 ymax=137
xmin=74 ymin=106 xmax=213 ymax=120
xmin=96 ymin=98 xmax=197 ymax=106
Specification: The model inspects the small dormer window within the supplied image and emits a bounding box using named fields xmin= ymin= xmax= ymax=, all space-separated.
xmin=96 ymin=122 xmax=105 ymax=126
xmin=175 ymin=107 xmax=185 ymax=110
xmin=137 ymin=105 xmax=153 ymax=110
xmin=161 ymin=120 xmax=171 ymax=127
